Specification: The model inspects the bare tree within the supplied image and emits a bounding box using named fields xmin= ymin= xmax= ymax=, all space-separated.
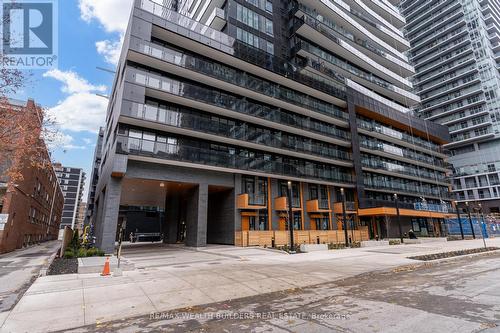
xmin=0 ymin=4 xmax=58 ymax=183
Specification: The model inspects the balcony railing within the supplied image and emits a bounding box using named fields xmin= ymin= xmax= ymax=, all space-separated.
xmin=122 ymin=101 xmax=352 ymax=162
xmin=274 ymin=196 xmax=301 ymax=210
xmin=363 ymin=179 xmax=451 ymax=199
xmin=139 ymin=0 xmax=347 ymax=101
xmin=117 ymin=136 xmax=353 ymax=184
xmin=128 ymin=40 xmax=348 ymax=122
xmin=413 ymin=202 xmax=451 ymax=213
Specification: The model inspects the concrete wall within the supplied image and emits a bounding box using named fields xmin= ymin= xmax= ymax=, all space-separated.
xmin=185 ymin=184 xmax=207 ymax=247
xmin=207 ymin=188 xmax=235 ymax=244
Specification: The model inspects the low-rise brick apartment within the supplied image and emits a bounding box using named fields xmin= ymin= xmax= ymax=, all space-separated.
xmin=0 ymin=99 xmax=64 ymax=254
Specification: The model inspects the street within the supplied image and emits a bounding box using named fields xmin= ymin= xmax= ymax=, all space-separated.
xmin=0 ymin=241 xmax=59 ymax=326
xmin=64 ymin=251 xmax=500 ymax=333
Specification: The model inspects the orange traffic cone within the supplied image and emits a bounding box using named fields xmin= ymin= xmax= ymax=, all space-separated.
xmin=101 ymin=257 xmax=111 ymax=276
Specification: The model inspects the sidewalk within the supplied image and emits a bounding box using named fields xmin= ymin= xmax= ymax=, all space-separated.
xmin=0 ymin=241 xmax=60 ymax=328
xmin=1 ymin=238 xmax=498 ymax=333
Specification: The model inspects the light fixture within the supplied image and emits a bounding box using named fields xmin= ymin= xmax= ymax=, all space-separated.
xmin=159 ymin=182 xmax=165 ymax=188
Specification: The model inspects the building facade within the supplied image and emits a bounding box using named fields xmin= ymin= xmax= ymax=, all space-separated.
xmin=0 ymin=100 xmax=64 ymax=254
xmin=92 ymin=0 xmax=452 ymax=253
xmin=400 ymin=0 xmax=500 ymax=213
xmin=84 ymin=127 xmax=104 ymax=231
xmin=75 ymin=202 xmax=86 ymax=232
xmin=54 ymin=163 xmax=85 ymax=230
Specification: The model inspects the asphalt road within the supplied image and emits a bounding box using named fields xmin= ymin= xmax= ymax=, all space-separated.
xmin=0 ymin=241 xmax=59 ymax=316
xmin=65 ymin=251 xmax=500 ymax=333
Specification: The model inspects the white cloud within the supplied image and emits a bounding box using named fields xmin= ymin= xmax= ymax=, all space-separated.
xmin=43 ymin=69 xmax=107 ymax=94
xmin=79 ymin=0 xmax=133 ymax=34
xmin=79 ymin=0 xmax=133 ymax=65
xmin=48 ymin=93 xmax=108 ymax=133
xmin=50 ymin=133 xmax=86 ymax=150
xmin=96 ymin=38 xmax=123 ymax=65
xmin=82 ymin=138 xmax=93 ymax=145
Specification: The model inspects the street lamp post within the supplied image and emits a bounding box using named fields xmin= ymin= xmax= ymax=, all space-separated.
xmin=394 ymin=194 xmax=403 ymax=243
xmin=287 ymin=181 xmax=295 ymax=253
xmin=341 ymin=188 xmax=349 ymax=247
xmin=465 ymin=202 xmax=476 ymax=239
xmin=454 ymin=201 xmax=464 ymax=240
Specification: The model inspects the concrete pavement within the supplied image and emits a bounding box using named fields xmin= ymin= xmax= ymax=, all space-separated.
xmin=69 ymin=251 xmax=500 ymax=332
xmin=1 ymin=238 xmax=499 ymax=332
xmin=0 ymin=241 xmax=60 ymax=327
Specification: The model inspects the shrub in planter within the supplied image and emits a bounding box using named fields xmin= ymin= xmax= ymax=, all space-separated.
xmin=86 ymin=247 xmax=97 ymax=257
xmin=64 ymin=249 xmax=75 ymax=259
xmin=350 ymin=241 xmax=361 ymax=248
xmin=328 ymin=243 xmax=346 ymax=250
xmin=77 ymin=248 xmax=87 ymax=258
xmin=85 ymin=247 xmax=105 ymax=257
xmin=70 ymin=231 xmax=80 ymax=252
xmin=389 ymin=240 xmax=401 ymax=245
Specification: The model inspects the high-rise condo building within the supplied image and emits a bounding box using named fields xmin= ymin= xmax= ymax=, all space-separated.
xmin=400 ymin=0 xmax=500 ymax=213
xmin=91 ymin=0 xmax=452 ymax=253
xmin=84 ymin=127 xmax=104 ymax=231
xmin=54 ymin=163 xmax=86 ymax=230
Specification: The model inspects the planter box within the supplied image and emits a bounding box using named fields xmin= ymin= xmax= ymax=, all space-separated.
xmin=361 ymin=240 xmax=390 ymax=247
xmin=299 ymin=243 xmax=328 ymax=252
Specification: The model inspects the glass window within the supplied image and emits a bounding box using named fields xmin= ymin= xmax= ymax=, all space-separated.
xmin=265 ymin=1 xmax=272 ymax=13
xmin=129 ymin=129 xmax=142 ymax=139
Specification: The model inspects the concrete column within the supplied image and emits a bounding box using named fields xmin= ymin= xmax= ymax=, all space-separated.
xmin=234 ymin=174 xmax=242 ymax=232
xmin=185 ymin=183 xmax=208 ymax=247
xmin=164 ymin=193 xmax=180 ymax=244
xmin=96 ymin=177 xmax=123 ymax=254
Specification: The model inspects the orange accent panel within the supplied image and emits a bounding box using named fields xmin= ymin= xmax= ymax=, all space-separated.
xmin=237 ymin=193 xmax=267 ymax=210
xmin=306 ymin=199 xmax=331 ymax=213
xmin=332 ymin=202 xmax=357 ymax=214
xmin=310 ymin=219 xmax=317 ymax=230
xmin=357 ymin=207 xmax=448 ymax=219
xmin=274 ymin=196 xmax=287 ymax=211
xmin=241 ymin=212 xmax=258 ymax=217
xmin=241 ymin=216 xmax=249 ymax=231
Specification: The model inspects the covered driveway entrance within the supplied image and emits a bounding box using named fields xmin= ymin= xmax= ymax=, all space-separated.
xmin=118 ymin=178 xmax=235 ymax=247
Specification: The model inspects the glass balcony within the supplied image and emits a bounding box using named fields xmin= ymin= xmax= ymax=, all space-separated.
xmin=359 ymin=138 xmax=447 ymax=169
xmin=116 ymin=136 xmax=354 ymax=184
xmin=128 ymin=40 xmax=348 ymax=122
xmin=363 ymin=176 xmax=451 ymax=198
xmin=126 ymin=69 xmax=350 ymax=140
xmin=361 ymin=155 xmax=447 ymax=183
xmin=122 ymin=101 xmax=352 ymax=162
xmin=291 ymin=14 xmax=410 ymax=87
xmin=413 ymin=202 xmax=451 ymax=213
xmin=296 ymin=41 xmax=413 ymax=100
xmin=138 ymin=1 xmax=346 ymax=101
xmin=357 ymin=120 xmax=444 ymax=155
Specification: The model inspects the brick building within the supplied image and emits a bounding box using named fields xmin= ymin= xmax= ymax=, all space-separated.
xmin=0 ymin=99 xmax=64 ymax=254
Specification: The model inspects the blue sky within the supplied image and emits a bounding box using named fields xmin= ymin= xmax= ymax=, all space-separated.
xmin=12 ymin=0 xmax=134 ymax=198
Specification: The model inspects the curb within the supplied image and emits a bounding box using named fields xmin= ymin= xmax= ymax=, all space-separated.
xmin=398 ymin=248 xmax=500 ymax=271
xmin=38 ymin=246 xmax=60 ymax=277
